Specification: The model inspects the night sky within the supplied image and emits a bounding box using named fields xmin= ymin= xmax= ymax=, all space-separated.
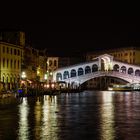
xmin=1 ymin=16 xmax=140 ymax=56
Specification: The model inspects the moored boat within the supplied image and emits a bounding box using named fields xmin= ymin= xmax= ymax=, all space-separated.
xmin=108 ymin=84 xmax=132 ymax=91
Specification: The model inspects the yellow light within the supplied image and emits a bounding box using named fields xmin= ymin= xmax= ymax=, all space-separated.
xmin=37 ymin=71 xmax=40 ymax=74
xmin=21 ymin=71 xmax=26 ymax=79
xmin=44 ymin=74 xmax=48 ymax=80
xmin=51 ymin=83 xmax=55 ymax=88
xmin=47 ymin=84 xmax=50 ymax=88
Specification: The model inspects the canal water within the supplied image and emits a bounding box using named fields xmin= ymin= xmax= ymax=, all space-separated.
xmin=0 ymin=91 xmax=140 ymax=140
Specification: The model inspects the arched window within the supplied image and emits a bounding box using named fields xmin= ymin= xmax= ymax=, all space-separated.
xmin=120 ymin=66 xmax=127 ymax=73
xmin=56 ymin=73 xmax=62 ymax=81
xmin=85 ymin=66 xmax=91 ymax=74
xmin=92 ymin=64 xmax=98 ymax=72
xmin=49 ymin=60 xmax=52 ymax=66
xmin=135 ymin=69 xmax=140 ymax=76
xmin=10 ymin=77 xmax=12 ymax=83
xmin=3 ymin=77 xmax=5 ymax=82
xmin=113 ymin=64 xmax=119 ymax=71
xmin=78 ymin=68 xmax=84 ymax=76
xmin=71 ymin=69 xmax=76 ymax=77
xmin=128 ymin=67 xmax=134 ymax=75
xmin=63 ymin=71 xmax=69 ymax=79
xmin=6 ymin=77 xmax=8 ymax=83
xmin=14 ymin=77 xmax=16 ymax=83
xmin=54 ymin=60 xmax=57 ymax=66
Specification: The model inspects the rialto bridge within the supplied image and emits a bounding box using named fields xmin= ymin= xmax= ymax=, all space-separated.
xmin=53 ymin=54 xmax=140 ymax=87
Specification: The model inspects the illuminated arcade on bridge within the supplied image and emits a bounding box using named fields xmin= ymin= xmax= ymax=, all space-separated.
xmin=53 ymin=54 xmax=140 ymax=89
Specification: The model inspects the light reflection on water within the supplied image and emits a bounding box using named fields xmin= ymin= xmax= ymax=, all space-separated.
xmin=100 ymin=91 xmax=115 ymax=140
xmin=0 ymin=91 xmax=140 ymax=140
xmin=18 ymin=98 xmax=29 ymax=140
xmin=40 ymin=96 xmax=58 ymax=140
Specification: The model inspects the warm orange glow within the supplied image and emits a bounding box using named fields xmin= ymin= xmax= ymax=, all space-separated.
xmin=51 ymin=83 xmax=55 ymax=88
xmin=46 ymin=84 xmax=50 ymax=88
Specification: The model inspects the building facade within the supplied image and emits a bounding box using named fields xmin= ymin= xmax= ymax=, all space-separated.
xmin=37 ymin=51 xmax=47 ymax=82
xmin=46 ymin=57 xmax=59 ymax=82
xmin=0 ymin=32 xmax=25 ymax=91
xmin=22 ymin=46 xmax=39 ymax=81
xmin=86 ymin=47 xmax=140 ymax=65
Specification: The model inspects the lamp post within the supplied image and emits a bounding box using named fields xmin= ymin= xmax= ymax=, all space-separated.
xmin=21 ymin=71 xmax=27 ymax=94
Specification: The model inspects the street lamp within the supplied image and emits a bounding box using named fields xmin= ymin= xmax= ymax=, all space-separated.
xmin=44 ymin=74 xmax=48 ymax=80
xmin=21 ymin=71 xmax=27 ymax=94
xmin=21 ymin=72 xmax=26 ymax=79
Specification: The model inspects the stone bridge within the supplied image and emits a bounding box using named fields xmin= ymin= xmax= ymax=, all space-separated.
xmin=53 ymin=54 xmax=140 ymax=87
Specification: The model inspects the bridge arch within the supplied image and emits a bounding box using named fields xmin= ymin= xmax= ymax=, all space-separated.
xmin=56 ymin=73 xmax=62 ymax=81
xmin=92 ymin=64 xmax=98 ymax=72
xmin=113 ymin=64 xmax=119 ymax=71
xmin=85 ymin=66 xmax=91 ymax=74
xmin=63 ymin=71 xmax=69 ymax=79
xmin=135 ymin=69 xmax=140 ymax=76
xmin=120 ymin=66 xmax=127 ymax=73
xmin=128 ymin=67 xmax=134 ymax=75
xmin=78 ymin=68 xmax=84 ymax=76
xmin=71 ymin=69 xmax=76 ymax=77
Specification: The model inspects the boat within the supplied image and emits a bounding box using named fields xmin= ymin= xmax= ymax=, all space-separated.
xmin=108 ymin=84 xmax=132 ymax=91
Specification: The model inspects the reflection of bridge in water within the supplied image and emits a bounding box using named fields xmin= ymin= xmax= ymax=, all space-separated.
xmin=53 ymin=54 xmax=140 ymax=88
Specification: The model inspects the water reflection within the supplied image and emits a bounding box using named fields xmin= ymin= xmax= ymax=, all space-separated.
xmin=100 ymin=91 xmax=115 ymax=140
xmin=114 ymin=92 xmax=140 ymax=140
xmin=34 ymin=97 xmax=42 ymax=139
xmin=1 ymin=91 xmax=140 ymax=139
xmin=40 ymin=96 xmax=58 ymax=140
xmin=18 ymin=98 xmax=29 ymax=140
